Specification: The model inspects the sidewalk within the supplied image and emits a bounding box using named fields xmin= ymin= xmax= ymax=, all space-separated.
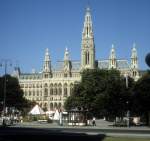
xmin=12 ymin=119 xmax=150 ymax=131
xmin=7 ymin=120 xmax=150 ymax=138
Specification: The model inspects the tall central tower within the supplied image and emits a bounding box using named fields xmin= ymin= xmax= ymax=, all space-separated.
xmin=81 ymin=7 xmax=95 ymax=70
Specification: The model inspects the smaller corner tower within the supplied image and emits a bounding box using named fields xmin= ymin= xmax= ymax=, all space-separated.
xmin=42 ymin=48 xmax=52 ymax=78
xmin=109 ymin=44 xmax=117 ymax=69
xmin=63 ymin=47 xmax=72 ymax=77
xmin=130 ymin=43 xmax=139 ymax=80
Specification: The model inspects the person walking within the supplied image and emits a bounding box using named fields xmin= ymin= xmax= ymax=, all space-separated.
xmin=92 ymin=117 xmax=96 ymax=126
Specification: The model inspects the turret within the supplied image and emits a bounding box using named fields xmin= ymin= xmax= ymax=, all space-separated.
xmin=109 ymin=44 xmax=117 ymax=69
xmin=130 ymin=43 xmax=139 ymax=80
xmin=131 ymin=43 xmax=138 ymax=69
xmin=63 ymin=48 xmax=72 ymax=77
xmin=42 ymin=48 xmax=52 ymax=78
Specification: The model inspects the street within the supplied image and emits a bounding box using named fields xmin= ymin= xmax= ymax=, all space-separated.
xmin=1 ymin=119 xmax=150 ymax=138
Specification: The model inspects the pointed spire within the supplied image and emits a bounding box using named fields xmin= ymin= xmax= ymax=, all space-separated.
xmin=131 ymin=43 xmax=137 ymax=58
xmin=43 ymin=48 xmax=51 ymax=73
xmin=82 ymin=6 xmax=93 ymax=38
xmin=133 ymin=42 xmax=136 ymax=48
xmin=112 ymin=44 xmax=114 ymax=49
xmin=64 ymin=47 xmax=70 ymax=61
xmin=130 ymin=43 xmax=139 ymax=79
xmin=109 ymin=44 xmax=116 ymax=69
xmin=44 ymin=48 xmax=50 ymax=61
xmin=86 ymin=6 xmax=91 ymax=15
xmin=110 ymin=44 xmax=116 ymax=59
xmin=81 ymin=6 xmax=95 ymax=69
xmin=63 ymin=47 xmax=72 ymax=77
xmin=131 ymin=43 xmax=138 ymax=70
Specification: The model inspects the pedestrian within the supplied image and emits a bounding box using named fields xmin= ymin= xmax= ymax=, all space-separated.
xmin=92 ymin=117 xmax=96 ymax=126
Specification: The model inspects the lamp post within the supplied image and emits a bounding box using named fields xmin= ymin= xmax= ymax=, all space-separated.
xmin=125 ymin=73 xmax=130 ymax=127
xmin=125 ymin=73 xmax=128 ymax=89
xmin=0 ymin=59 xmax=12 ymax=116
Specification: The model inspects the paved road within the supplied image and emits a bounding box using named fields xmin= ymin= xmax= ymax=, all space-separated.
xmin=6 ymin=120 xmax=150 ymax=138
xmin=1 ymin=119 xmax=150 ymax=140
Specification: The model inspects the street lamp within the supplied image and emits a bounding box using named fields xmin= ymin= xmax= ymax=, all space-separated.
xmin=0 ymin=59 xmax=12 ymax=116
xmin=124 ymin=73 xmax=130 ymax=127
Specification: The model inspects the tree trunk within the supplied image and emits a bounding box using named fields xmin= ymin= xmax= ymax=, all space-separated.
xmin=148 ymin=111 xmax=150 ymax=126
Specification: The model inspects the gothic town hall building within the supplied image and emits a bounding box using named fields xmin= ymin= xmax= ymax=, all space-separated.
xmin=14 ymin=7 xmax=139 ymax=110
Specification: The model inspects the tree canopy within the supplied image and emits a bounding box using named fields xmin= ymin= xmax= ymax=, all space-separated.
xmin=0 ymin=75 xmax=35 ymax=115
xmin=132 ymin=71 xmax=150 ymax=125
xmin=65 ymin=69 xmax=134 ymax=118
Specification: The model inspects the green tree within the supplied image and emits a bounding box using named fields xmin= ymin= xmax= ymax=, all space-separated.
xmin=0 ymin=75 xmax=35 ymax=115
xmin=65 ymin=69 xmax=133 ymax=119
xmin=132 ymin=71 xmax=150 ymax=125
xmin=103 ymin=72 xmax=134 ymax=119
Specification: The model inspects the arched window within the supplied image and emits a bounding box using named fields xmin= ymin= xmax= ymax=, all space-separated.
xmin=70 ymin=83 xmax=74 ymax=95
xmin=58 ymin=103 xmax=61 ymax=109
xmin=44 ymin=88 xmax=48 ymax=97
xmin=36 ymin=84 xmax=39 ymax=88
xmin=64 ymin=83 xmax=68 ymax=97
xmin=44 ymin=83 xmax=48 ymax=87
xmin=50 ymin=103 xmax=53 ymax=110
xmin=50 ymin=84 xmax=53 ymax=95
xmin=54 ymin=103 xmax=57 ymax=109
xmin=33 ymin=91 xmax=35 ymax=96
xmin=54 ymin=84 xmax=57 ymax=95
xmin=85 ymin=51 xmax=89 ymax=65
xmin=24 ymin=91 xmax=27 ymax=96
xmin=37 ymin=91 xmax=39 ymax=96
xmin=87 ymin=51 xmax=89 ymax=64
xmin=29 ymin=91 xmax=31 ymax=96
xmin=58 ymin=83 xmax=62 ymax=95
xmin=86 ymin=27 xmax=88 ymax=35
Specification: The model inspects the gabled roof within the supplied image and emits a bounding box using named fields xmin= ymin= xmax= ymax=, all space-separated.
xmin=19 ymin=73 xmax=42 ymax=79
xmin=19 ymin=59 xmax=131 ymax=78
xmin=54 ymin=60 xmax=81 ymax=71
xmin=98 ymin=59 xmax=130 ymax=70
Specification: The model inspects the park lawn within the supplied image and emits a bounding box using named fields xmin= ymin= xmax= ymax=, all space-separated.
xmin=104 ymin=137 xmax=150 ymax=141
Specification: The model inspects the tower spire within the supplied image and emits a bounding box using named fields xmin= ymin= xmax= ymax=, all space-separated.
xmin=109 ymin=44 xmax=117 ymax=69
xmin=131 ymin=43 xmax=138 ymax=69
xmin=131 ymin=43 xmax=139 ymax=80
xmin=81 ymin=6 xmax=95 ymax=69
xmin=64 ymin=47 xmax=69 ymax=61
xmin=82 ymin=6 xmax=93 ymax=38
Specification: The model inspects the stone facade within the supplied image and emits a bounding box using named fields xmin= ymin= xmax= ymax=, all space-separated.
xmin=14 ymin=7 xmax=139 ymax=110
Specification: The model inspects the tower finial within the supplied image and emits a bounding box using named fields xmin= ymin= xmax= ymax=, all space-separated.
xmin=112 ymin=44 xmax=115 ymax=49
xmin=86 ymin=6 xmax=90 ymax=14
xmin=64 ymin=47 xmax=69 ymax=61
xmin=133 ymin=42 xmax=136 ymax=49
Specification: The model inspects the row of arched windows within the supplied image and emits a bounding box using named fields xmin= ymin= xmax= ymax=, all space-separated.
xmin=38 ymin=102 xmax=62 ymax=110
xmin=24 ymin=83 xmax=74 ymax=97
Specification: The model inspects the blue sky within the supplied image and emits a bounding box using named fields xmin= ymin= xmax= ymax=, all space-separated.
xmin=0 ymin=0 xmax=150 ymax=74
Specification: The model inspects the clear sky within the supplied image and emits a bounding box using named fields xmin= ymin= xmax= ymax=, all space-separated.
xmin=0 ymin=0 xmax=150 ymax=74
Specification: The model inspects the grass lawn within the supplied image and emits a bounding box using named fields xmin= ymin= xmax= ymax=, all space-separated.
xmin=104 ymin=137 xmax=150 ymax=141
